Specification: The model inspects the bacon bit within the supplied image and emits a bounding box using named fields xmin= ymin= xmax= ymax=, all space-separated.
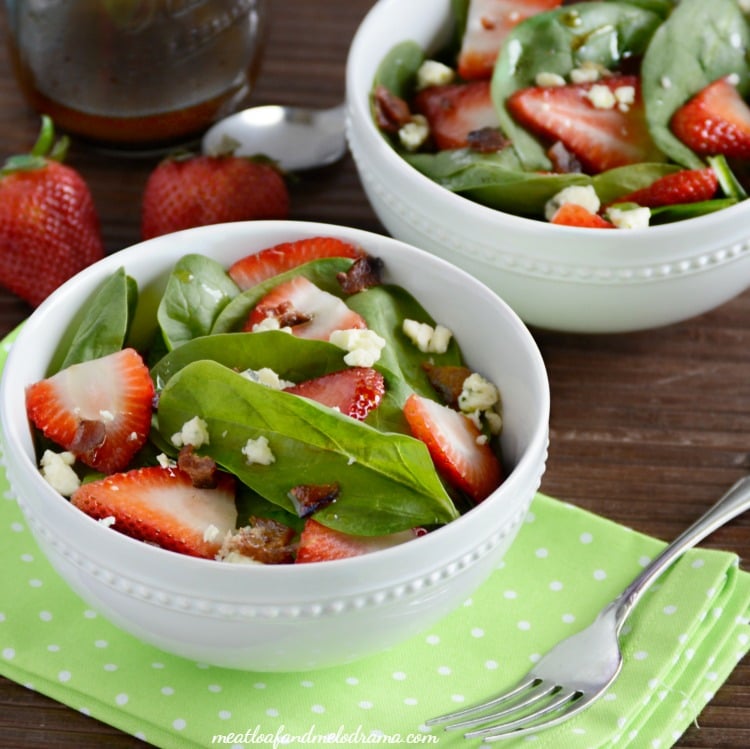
xmin=548 ymin=141 xmax=583 ymax=173
xmin=288 ymin=482 xmax=340 ymax=518
xmin=467 ymin=127 xmax=508 ymax=153
xmin=177 ymin=444 xmax=218 ymax=489
xmin=480 ymin=15 xmax=496 ymax=30
xmin=422 ymin=363 xmax=472 ymax=408
xmin=373 ymin=84 xmax=413 ymax=133
xmin=70 ymin=419 xmax=106 ymax=454
xmin=336 ymin=255 xmax=384 ymax=294
xmin=220 ymin=517 xmax=297 ymax=565
xmin=266 ymin=300 xmax=312 ymax=328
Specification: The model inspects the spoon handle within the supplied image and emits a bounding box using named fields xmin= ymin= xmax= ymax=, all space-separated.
xmin=612 ymin=475 xmax=750 ymax=633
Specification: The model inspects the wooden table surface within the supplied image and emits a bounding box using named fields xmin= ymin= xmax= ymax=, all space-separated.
xmin=0 ymin=1 xmax=748 ymax=746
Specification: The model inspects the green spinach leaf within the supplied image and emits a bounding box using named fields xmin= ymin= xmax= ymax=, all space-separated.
xmin=493 ymin=2 xmax=666 ymax=170
xmin=641 ymin=0 xmax=750 ymax=168
xmin=157 ymin=253 xmax=240 ymax=350
xmin=156 ymin=360 xmax=459 ymax=535
xmin=56 ymin=268 xmax=137 ymax=371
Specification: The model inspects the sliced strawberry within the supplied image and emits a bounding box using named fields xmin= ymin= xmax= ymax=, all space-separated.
xmin=244 ymin=275 xmax=367 ymax=340
xmin=550 ymin=203 xmax=614 ymax=228
xmin=670 ymin=76 xmax=750 ymax=159
xmin=403 ymin=393 xmax=502 ymax=503
xmin=295 ymin=518 xmax=418 ymax=563
xmin=228 ymin=236 xmax=364 ymax=291
xmin=71 ymin=466 xmax=237 ymax=559
xmin=284 ymin=367 xmax=385 ymax=421
xmin=413 ymin=80 xmax=500 ymax=150
xmin=458 ymin=0 xmax=563 ymax=80
xmin=616 ymin=168 xmax=719 ymax=208
xmin=26 ymin=348 xmax=154 ymax=473
xmin=507 ymin=75 xmax=662 ymax=173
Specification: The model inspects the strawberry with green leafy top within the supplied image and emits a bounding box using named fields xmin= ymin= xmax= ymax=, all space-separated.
xmin=141 ymin=153 xmax=290 ymax=240
xmin=0 ymin=116 xmax=104 ymax=307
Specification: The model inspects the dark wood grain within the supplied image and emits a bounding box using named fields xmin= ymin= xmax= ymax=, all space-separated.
xmin=0 ymin=1 xmax=748 ymax=746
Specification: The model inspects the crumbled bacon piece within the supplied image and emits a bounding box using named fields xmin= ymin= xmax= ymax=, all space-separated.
xmin=373 ymin=84 xmax=413 ymax=133
xmin=219 ymin=516 xmax=297 ymax=565
xmin=422 ymin=363 xmax=472 ymax=408
xmin=548 ymin=140 xmax=583 ymax=174
xmin=481 ymin=15 xmax=496 ymax=30
xmin=265 ymin=300 xmax=312 ymax=328
xmin=177 ymin=445 xmax=218 ymax=489
xmin=336 ymin=255 xmax=384 ymax=294
xmin=288 ymin=482 xmax=340 ymax=518
xmin=70 ymin=419 xmax=106 ymax=454
xmin=467 ymin=127 xmax=508 ymax=153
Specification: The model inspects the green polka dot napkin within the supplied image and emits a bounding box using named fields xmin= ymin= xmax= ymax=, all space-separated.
xmin=1 ymin=329 xmax=749 ymax=749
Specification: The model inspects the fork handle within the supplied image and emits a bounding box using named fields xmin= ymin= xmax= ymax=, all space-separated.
xmin=611 ymin=475 xmax=750 ymax=634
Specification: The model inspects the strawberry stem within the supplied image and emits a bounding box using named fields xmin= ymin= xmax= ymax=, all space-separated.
xmin=1 ymin=115 xmax=70 ymax=176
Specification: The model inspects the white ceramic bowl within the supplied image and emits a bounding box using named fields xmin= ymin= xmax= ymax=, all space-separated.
xmin=346 ymin=0 xmax=750 ymax=333
xmin=0 ymin=220 xmax=549 ymax=671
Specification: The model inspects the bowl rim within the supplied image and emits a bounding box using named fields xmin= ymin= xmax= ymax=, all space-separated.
xmin=0 ymin=219 xmax=550 ymax=585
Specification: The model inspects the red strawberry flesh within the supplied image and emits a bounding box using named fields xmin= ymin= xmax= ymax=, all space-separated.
xmin=550 ymin=203 xmax=614 ymax=228
xmin=616 ymin=168 xmax=718 ymax=208
xmin=72 ymin=466 xmax=237 ymax=559
xmin=25 ymin=348 xmax=154 ymax=473
xmin=229 ymin=236 xmax=363 ymax=290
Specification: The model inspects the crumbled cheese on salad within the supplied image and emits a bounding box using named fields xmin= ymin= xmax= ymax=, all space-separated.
xmin=156 ymin=452 xmax=176 ymax=468
xmin=535 ymin=71 xmax=566 ymax=87
xmin=39 ymin=449 xmax=80 ymax=496
xmin=170 ymin=415 xmax=210 ymax=449
xmin=586 ymin=84 xmax=617 ymax=110
xmin=242 ymin=435 xmax=275 ymax=466
xmin=203 ymin=524 xmax=222 ymax=543
xmin=614 ymin=85 xmax=635 ymax=112
xmin=544 ymin=185 xmax=601 ymax=221
xmin=399 ymin=115 xmax=430 ymax=152
xmin=240 ymin=367 xmax=295 ymax=390
xmin=329 ymin=328 xmax=387 ymax=367
xmin=98 ymin=516 xmax=116 ymax=528
xmin=402 ymin=319 xmax=453 ymax=354
xmin=570 ymin=61 xmax=604 ymax=84
xmin=458 ymin=373 xmax=500 ymax=413
xmin=416 ymin=59 xmax=455 ymax=89
xmin=607 ymin=205 xmax=651 ymax=229
xmin=251 ymin=316 xmax=292 ymax=333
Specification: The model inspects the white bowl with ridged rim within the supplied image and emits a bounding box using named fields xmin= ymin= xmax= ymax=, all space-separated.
xmin=0 ymin=220 xmax=549 ymax=671
xmin=345 ymin=0 xmax=750 ymax=333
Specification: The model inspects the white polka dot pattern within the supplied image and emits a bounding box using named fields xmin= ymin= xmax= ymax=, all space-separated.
xmin=0 ymin=329 xmax=748 ymax=749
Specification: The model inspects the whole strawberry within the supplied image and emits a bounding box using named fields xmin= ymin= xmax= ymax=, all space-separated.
xmin=0 ymin=117 xmax=104 ymax=307
xmin=140 ymin=153 xmax=290 ymax=240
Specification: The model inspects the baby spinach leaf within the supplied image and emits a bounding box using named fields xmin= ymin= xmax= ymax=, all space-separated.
xmin=492 ymin=2 xmax=665 ymax=170
xmin=157 ymin=253 xmax=240 ymax=350
xmin=641 ymin=0 xmax=750 ymax=168
xmin=56 ymin=268 xmax=137 ymax=371
xmin=708 ymin=155 xmax=748 ymax=201
xmin=649 ymin=197 xmax=738 ymax=224
xmin=156 ymin=360 xmax=459 ymax=535
xmin=348 ymin=284 xmax=464 ymax=397
xmin=590 ymin=162 xmax=681 ymax=203
xmin=151 ymin=331 xmax=349 ymax=391
xmin=211 ymin=257 xmax=355 ymax=334
xmin=372 ymin=40 xmax=424 ymax=99
xmin=235 ymin=484 xmax=305 ymax=533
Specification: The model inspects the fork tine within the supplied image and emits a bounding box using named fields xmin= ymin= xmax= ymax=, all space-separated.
xmin=441 ymin=681 xmax=558 ymax=732
xmin=424 ymin=675 xmax=538 ymax=726
xmin=465 ymin=688 xmax=581 ymax=740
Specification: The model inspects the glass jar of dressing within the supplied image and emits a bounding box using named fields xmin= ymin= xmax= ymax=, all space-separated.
xmin=4 ymin=0 xmax=269 ymax=152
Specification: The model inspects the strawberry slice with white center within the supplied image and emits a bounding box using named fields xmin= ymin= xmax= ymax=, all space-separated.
xmin=403 ymin=393 xmax=502 ymax=503
xmin=458 ymin=0 xmax=563 ymax=80
xmin=284 ymin=367 xmax=385 ymax=421
xmin=413 ymin=80 xmax=500 ymax=150
xmin=228 ymin=236 xmax=364 ymax=290
xmin=670 ymin=76 xmax=750 ymax=159
xmin=26 ymin=348 xmax=154 ymax=473
xmin=244 ymin=275 xmax=367 ymax=340
xmin=295 ymin=518 xmax=420 ymax=563
xmin=71 ymin=466 xmax=238 ymax=559
xmin=507 ymin=75 xmax=663 ymax=173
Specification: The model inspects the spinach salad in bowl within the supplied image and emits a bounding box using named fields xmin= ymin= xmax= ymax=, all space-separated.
xmin=24 ymin=236 xmax=505 ymax=565
xmin=372 ymin=0 xmax=750 ymax=228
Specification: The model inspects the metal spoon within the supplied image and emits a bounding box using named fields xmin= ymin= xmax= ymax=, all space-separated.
xmin=201 ymin=103 xmax=347 ymax=171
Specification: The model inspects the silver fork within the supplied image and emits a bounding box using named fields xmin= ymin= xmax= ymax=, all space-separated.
xmin=427 ymin=476 xmax=750 ymax=744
